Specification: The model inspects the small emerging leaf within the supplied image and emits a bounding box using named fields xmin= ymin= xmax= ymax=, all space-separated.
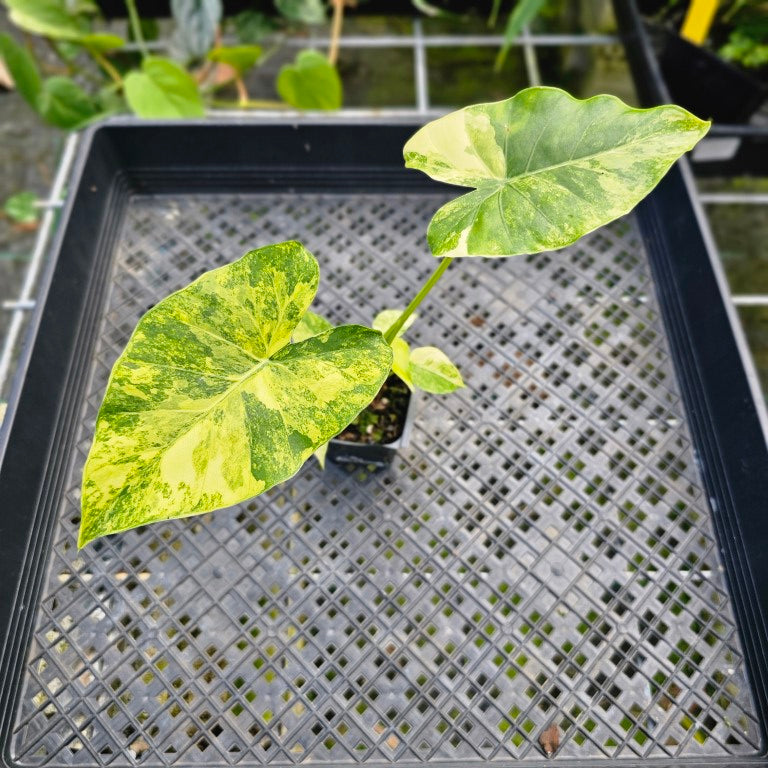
xmin=277 ymin=50 xmax=342 ymax=110
xmin=404 ymin=87 xmax=710 ymax=258
xmin=0 ymin=32 xmax=42 ymax=108
xmin=208 ymin=45 xmax=262 ymax=75
xmin=314 ymin=441 xmax=328 ymax=469
xmin=4 ymin=191 xmax=39 ymax=224
xmin=80 ymin=241 xmax=392 ymax=547
xmin=410 ymin=347 xmax=464 ymax=394
xmin=391 ymin=337 xmax=413 ymax=390
xmin=124 ymin=57 xmax=204 ymax=118
xmin=372 ymin=309 xmax=417 ymax=338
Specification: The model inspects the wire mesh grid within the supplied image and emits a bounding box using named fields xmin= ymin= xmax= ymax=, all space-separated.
xmin=9 ymin=191 xmax=762 ymax=765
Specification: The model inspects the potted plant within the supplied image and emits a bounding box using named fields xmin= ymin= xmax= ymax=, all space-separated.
xmin=77 ymin=86 xmax=709 ymax=548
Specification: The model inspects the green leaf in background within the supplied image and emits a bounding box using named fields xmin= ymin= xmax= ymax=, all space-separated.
xmin=37 ymin=76 xmax=101 ymax=128
xmin=0 ymin=33 xmax=42 ymax=108
xmin=171 ymin=0 xmax=223 ymax=60
xmin=5 ymin=0 xmax=88 ymax=40
xmin=410 ymin=346 xmax=463 ymax=393
xmin=124 ymin=57 xmax=204 ymax=118
xmin=274 ymin=0 xmax=326 ymax=25
xmin=3 ymin=190 xmax=39 ymax=224
xmin=495 ymin=0 xmax=547 ymax=70
xmin=277 ymin=50 xmax=342 ymax=110
xmin=404 ymin=87 xmax=710 ymax=258
xmin=81 ymin=32 xmax=125 ymax=51
xmin=293 ymin=309 xmax=333 ymax=342
xmin=79 ymin=241 xmax=392 ymax=546
xmin=208 ymin=44 xmax=262 ymax=75
xmin=372 ymin=309 xmax=417 ymax=338
xmin=233 ymin=10 xmax=277 ymax=44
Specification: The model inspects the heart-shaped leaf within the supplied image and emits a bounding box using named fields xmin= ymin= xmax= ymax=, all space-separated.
xmin=124 ymin=56 xmax=204 ymax=118
xmin=277 ymin=50 xmax=342 ymax=110
xmin=372 ymin=309 xmax=417 ymax=338
xmin=80 ymin=241 xmax=392 ymax=547
xmin=207 ymin=45 xmax=262 ymax=75
xmin=4 ymin=190 xmax=39 ymax=224
xmin=410 ymin=347 xmax=464 ymax=394
xmin=37 ymin=76 xmax=101 ymax=128
xmin=404 ymin=87 xmax=710 ymax=257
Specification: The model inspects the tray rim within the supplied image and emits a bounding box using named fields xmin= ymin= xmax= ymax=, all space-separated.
xmin=1 ymin=117 xmax=767 ymax=767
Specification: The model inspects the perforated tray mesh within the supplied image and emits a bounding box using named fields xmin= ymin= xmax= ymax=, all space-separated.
xmin=10 ymin=193 xmax=762 ymax=765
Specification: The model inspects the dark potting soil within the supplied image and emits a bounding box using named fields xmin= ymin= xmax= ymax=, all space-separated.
xmin=336 ymin=375 xmax=410 ymax=445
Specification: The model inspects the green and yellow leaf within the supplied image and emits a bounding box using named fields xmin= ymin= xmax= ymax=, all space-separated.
xmin=80 ymin=241 xmax=392 ymax=547
xmin=372 ymin=309 xmax=417 ymax=338
xmin=391 ymin=337 xmax=413 ymax=390
xmin=293 ymin=309 xmax=332 ymax=342
xmin=403 ymin=87 xmax=710 ymax=257
xmin=410 ymin=347 xmax=464 ymax=394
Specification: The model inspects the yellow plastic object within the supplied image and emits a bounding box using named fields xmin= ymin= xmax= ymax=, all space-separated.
xmin=680 ymin=0 xmax=718 ymax=44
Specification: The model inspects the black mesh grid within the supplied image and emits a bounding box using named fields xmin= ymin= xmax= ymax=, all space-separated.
xmin=9 ymin=192 xmax=761 ymax=764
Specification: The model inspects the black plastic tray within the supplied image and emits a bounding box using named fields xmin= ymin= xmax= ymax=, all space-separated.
xmin=1 ymin=118 xmax=767 ymax=767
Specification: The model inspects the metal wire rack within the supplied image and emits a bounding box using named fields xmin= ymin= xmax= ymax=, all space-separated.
xmin=1 ymin=15 xmax=765 ymax=429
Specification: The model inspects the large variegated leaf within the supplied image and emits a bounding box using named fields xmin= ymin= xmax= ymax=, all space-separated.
xmin=80 ymin=241 xmax=392 ymax=547
xmin=403 ymin=87 xmax=710 ymax=257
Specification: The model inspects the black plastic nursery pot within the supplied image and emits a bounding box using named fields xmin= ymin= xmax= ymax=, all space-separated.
xmin=0 ymin=118 xmax=767 ymax=767
xmin=655 ymin=26 xmax=766 ymax=124
xmin=618 ymin=0 xmax=768 ymax=177
xmin=327 ymin=385 xmax=416 ymax=469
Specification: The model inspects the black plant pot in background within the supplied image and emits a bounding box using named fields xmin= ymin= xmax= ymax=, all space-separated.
xmin=655 ymin=26 xmax=767 ymax=123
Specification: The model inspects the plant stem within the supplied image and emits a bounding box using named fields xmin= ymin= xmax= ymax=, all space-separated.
xmin=488 ymin=0 xmax=503 ymax=27
xmin=328 ymin=0 xmax=345 ymax=66
xmin=384 ymin=257 xmax=453 ymax=344
xmin=235 ymin=77 xmax=249 ymax=106
xmin=124 ymin=0 xmax=148 ymax=58
xmin=88 ymin=48 xmax=123 ymax=86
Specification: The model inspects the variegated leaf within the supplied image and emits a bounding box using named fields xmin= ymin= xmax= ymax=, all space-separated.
xmin=410 ymin=347 xmax=464 ymax=394
xmin=391 ymin=337 xmax=413 ymax=390
xmin=403 ymin=87 xmax=710 ymax=257
xmin=372 ymin=309 xmax=417 ymax=338
xmin=80 ymin=241 xmax=392 ymax=547
xmin=293 ymin=309 xmax=332 ymax=342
